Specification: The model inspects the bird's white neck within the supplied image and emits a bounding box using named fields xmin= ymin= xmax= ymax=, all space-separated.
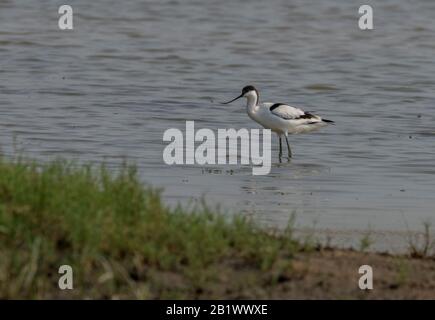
xmin=245 ymin=92 xmax=259 ymax=117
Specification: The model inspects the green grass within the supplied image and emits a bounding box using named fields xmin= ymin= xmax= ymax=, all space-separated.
xmin=0 ymin=156 xmax=300 ymax=299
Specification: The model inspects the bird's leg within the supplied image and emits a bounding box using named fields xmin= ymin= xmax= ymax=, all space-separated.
xmin=285 ymin=135 xmax=292 ymax=159
xmin=278 ymin=135 xmax=283 ymax=160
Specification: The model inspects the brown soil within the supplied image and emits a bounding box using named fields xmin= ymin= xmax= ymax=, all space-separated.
xmin=190 ymin=248 xmax=435 ymax=299
xmin=38 ymin=247 xmax=435 ymax=299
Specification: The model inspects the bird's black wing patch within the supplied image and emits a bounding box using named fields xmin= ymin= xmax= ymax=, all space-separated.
xmin=269 ymin=103 xmax=285 ymax=111
xmin=270 ymin=105 xmax=319 ymax=121
xmin=299 ymin=112 xmax=316 ymax=119
xmin=322 ymin=118 xmax=335 ymax=123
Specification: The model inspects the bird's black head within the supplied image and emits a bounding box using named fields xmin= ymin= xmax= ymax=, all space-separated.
xmin=221 ymin=85 xmax=259 ymax=105
xmin=242 ymin=85 xmax=257 ymax=95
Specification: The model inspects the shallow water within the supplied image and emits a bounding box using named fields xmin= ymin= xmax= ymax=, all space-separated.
xmin=1 ymin=0 xmax=435 ymax=242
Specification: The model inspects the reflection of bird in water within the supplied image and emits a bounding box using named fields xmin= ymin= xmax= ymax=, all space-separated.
xmin=222 ymin=85 xmax=334 ymax=160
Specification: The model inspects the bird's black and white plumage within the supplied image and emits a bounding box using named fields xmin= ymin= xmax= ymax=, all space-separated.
xmin=222 ymin=85 xmax=334 ymax=159
xmin=265 ymin=102 xmax=334 ymax=134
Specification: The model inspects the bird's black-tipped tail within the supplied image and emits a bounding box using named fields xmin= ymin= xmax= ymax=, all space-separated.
xmin=322 ymin=119 xmax=335 ymax=124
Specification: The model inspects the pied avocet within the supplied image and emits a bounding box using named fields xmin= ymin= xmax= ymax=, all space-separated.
xmin=222 ymin=85 xmax=334 ymax=159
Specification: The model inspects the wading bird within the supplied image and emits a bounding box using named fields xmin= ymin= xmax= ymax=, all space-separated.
xmin=222 ymin=85 xmax=334 ymax=160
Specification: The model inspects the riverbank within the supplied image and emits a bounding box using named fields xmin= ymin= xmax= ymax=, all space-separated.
xmin=0 ymin=157 xmax=434 ymax=299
